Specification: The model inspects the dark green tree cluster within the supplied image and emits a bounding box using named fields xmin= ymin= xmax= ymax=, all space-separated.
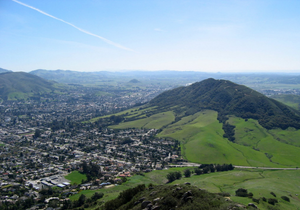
xmin=109 ymin=115 xmax=124 ymax=123
xmin=184 ymin=169 xmax=191 ymax=177
xmin=222 ymin=123 xmax=235 ymax=142
xmin=0 ymin=197 xmax=35 ymax=210
xmin=235 ymin=188 xmax=250 ymax=197
xmin=81 ymin=161 xmax=102 ymax=181
xmin=166 ymin=171 xmax=182 ymax=183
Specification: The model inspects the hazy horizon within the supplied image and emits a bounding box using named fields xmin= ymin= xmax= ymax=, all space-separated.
xmin=1 ymin=0 xmax=300 ymax=73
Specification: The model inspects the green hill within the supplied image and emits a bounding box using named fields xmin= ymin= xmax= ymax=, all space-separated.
xmin=150 ymin=78 xmax=300 ymax=130
xmin=96 ymin=78 xmax=300 ymax=167
xmin=0 ymin=72 xmax=56 ymax=100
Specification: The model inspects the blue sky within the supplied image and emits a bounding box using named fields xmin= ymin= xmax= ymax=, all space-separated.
xmin=1 ymin=0 xmax=300 ymax=72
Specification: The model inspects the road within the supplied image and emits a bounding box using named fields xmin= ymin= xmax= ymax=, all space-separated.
xmin=169 ymin=163 xmax=299 ymax=170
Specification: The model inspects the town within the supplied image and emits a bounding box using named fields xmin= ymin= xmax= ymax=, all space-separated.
xmin=0 ymin=86 xmax=181 ymax=209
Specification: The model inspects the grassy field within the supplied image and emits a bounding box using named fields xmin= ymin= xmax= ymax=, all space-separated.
xmin=69 ymin=174 xmax=153 ymax=202
xmin=65 ymin=171 xmax=87 ymax=185
xmin=70 ymin=168 xmax=300 ymax=210
xmin=229 ymin=116 xmax=300 ymax=167
xmin=157 ymin=110 xmax=284 ymax=167
xmin=8 ymin=92 xmax=30 ymax=100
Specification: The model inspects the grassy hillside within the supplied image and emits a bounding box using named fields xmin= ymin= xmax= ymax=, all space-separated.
xmin=70 ymin=168 xmax=300 ymax=210
xmin=0 ymin=72 xmax=56 ymax=100
xmin=105 ymin=107 xmax=300 ymax=167
xmin=89 ymin=78 xmax=300 ymax=168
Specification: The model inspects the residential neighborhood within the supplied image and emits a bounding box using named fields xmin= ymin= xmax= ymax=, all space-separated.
xmin=0 ymin=89 xmax=181 ymax=209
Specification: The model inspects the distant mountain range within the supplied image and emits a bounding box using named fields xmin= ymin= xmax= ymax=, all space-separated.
xmin=0 ymin=68 xmax=12 ymax=74
xmin=0 ymin=72 xmax=56 ymax=100
xmin=26 ymin=68 xmax=300 ymax=86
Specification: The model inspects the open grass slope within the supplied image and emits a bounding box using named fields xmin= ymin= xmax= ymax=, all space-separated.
xmin=228 ymin=116 xmax=300 ymax=167
xmin=0 ymin=72 xmax=56 ymax=100
xmin=158 ymin=110 xmax=293 ymax=167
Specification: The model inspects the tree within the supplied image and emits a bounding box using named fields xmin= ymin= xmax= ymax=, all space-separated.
xmin=174 ymin=171 xmax=182 ymax=180
xmin=184 ymin=169 xmax=191 ymax=177
xmin=34 ymin=129 xmax=41 ymax=138
xmin=78 ymin=194 xmax=86 ymax=207
xmin=235 ymin=188 xmax=248 ymax=197
xmin=194 ymin=168 xmax=202 ymax=175
xmin=166 ymin=172 xmax=176 ymax=183
xmin=166 ymin=171 xmax=182 ymax=183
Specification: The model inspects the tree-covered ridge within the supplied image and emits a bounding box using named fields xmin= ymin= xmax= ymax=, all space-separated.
xmin=150 ymin=78 xmax=300 ymax=130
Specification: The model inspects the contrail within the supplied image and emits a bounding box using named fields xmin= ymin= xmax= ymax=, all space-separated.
xmin=12 ymin=0 xmax=134 ymax=51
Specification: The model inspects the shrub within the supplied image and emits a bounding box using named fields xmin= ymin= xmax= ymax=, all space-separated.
xmin=248 ymin=192 xmax=253 ymax=198
xmin=235 ymin=188 xmax=248 ymax=197
xmin=268 ymin=198 xmax=278 ymax=205
xmin=194 ymin=168 xmax=202 ymax=175
xmin=270 ymin=192 xmax=276 ymax=197
xmin=252 ymin=198 xmax=260 ymax=204
xmin=218 ymin=192 xmax=230 ymax=197
xmin=261 ymin=197 xmax=267 ymax=202
xmin=281 ymin=196 xmax=290 ymax=202
xmin=184 ymin=169 xmax=191 ymax=178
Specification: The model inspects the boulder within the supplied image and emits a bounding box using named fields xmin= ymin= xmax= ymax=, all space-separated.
xmin=141 ymin=201 xmax=152 ymax=209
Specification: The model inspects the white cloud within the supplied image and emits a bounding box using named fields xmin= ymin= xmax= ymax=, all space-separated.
xmin=11 ymin=0 xmax=134 ymax=51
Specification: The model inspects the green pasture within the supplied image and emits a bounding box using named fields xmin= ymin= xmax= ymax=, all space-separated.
xmin=65 ymin=171 xmax=87 ymax=185
xmin=157 ymin=110 xmax=279 ymax=166
xmin=230 ymin=116 xmax=300 ymax=167
xmin=8 ymin=92 xmax=29 ymax=100
xmin=70 ymin=174 xmax=152 ymax=202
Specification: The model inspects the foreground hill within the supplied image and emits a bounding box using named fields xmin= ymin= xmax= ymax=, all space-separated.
xmin=102 ymin=184 xmax=244 ymax=210
xmin=96 ymin=78 xmax=300 ymax=167
xmin=0 ymin=72 xmax=56 ymax=100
